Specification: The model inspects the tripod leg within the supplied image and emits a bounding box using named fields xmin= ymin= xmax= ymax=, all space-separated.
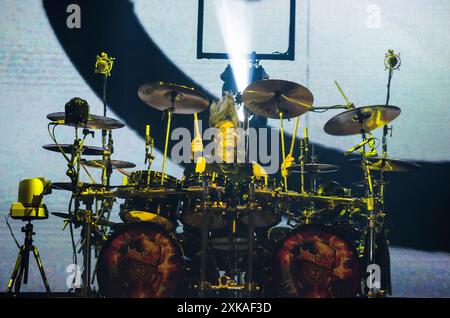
xmin=6 ymin=247 xmax=24 ymax=292
xmin=33 ymin=246 xmax=51 ymax=292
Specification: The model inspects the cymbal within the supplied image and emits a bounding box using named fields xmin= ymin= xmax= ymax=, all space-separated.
xmin=47 ymin=112 xmax=125 ymax=130
xmin=324 ymin=105 xmax=401 ymax=135
xmin=43 ymin=144 xmax=104 ymax=156
xmin=138 ymin=82 xmax=209 ymax=114
xmin=81 ymin=159 xmax=136 ymax=169
xmin=51 ymin=182 xmax=121 ymax=191
xmin=51 ymin=212 xmax=117 ymax=227
xmin=242 ymin=79 xmax=314 ymax=119
xmin=288 ymin=163 xmax=341 ymax=174
xmin=348 ymin=157 xmax=421 ymax=172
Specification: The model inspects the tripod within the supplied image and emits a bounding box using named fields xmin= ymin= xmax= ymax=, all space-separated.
xmin=7 ymin=221 xmax=51 ymax=293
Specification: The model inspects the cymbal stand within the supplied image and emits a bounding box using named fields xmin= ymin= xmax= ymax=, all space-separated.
xmin=161 ymin=92 xmax=177 ymax=186
xmin=275 ymin=93 xmax=288 ymax=192
xmin=357 ymin=121 xmax=378 ymax=297
xmin=199 ymin=174 xmax=211 ymax=297
xmin=246 ymin=177 xmax=256 ymax=296
xmin=66 ymin=127 xmax=96 ymax=297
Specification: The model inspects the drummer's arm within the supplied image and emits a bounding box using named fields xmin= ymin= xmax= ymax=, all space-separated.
xmin=252 ymin=162 xmax=268 ymax=178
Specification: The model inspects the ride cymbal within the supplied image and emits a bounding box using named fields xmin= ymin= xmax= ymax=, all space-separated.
xmin=47 ymin=112 xmax=125 ymax=130
xmin=324 ymin=105 xmax=401 ymax=136
xmin=138 ymin=82 xmax=209 ymax=114
xmin=242 ymin=79 xmax=314 ymax=119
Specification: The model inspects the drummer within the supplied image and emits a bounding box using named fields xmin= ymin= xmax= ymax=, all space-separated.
xmin=187 ymin=92 xmax=294 ymax=181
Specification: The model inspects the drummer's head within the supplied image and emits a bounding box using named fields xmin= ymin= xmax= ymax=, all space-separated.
xmin=209 ymin=92 xmax=242 ymax=162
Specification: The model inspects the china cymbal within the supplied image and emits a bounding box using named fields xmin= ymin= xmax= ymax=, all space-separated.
xmin=242 ymin=79 xmax=314 ymax=119
xmin=324 ymin=105 xmax=401 ymax=135
xmin=81 ymin=159 xmax=136 ymax=169
xmin=138 ymin=82 xmax=209 ymax=114
xmin=47 ymin=112 xmax=125 ymax=130
xmin=288 ymin=163 xmax=341 ymax=174
xmin=348 ymin=157 xmax=421 ymax=172
xmin=43 ymin=144 xmax=104 ymax=156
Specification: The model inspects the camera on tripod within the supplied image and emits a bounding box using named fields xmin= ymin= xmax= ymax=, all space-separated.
xmin=9 ymin=177 xmax=51 ymax=220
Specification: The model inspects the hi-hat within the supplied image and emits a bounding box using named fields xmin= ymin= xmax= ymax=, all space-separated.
xmin=43 ymin=144 xmax=104 ymax=156
xmin=81 ymin=159 xmax=136 ymax=169
xmin=47 ymin=112 xmax=125 ymax=130
xmin=324 ymin=105 xmax=401 ymax=135
xmin=138 ymin=82 xmax=209 ymax=114
xmin=348 ymin=157 xmax=421 ymax=172
xmin=288 ymin=163 xmax=341 ymax=174
xmin=242 ymin=79 xmax=314 ymax=119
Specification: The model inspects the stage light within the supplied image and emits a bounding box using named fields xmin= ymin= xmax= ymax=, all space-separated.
xmin=216 ymin=0 xmax=253 ymax=93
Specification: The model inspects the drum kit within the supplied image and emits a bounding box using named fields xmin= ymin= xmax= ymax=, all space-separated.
xmin=30 ymin=52 xmax=420 ymax=298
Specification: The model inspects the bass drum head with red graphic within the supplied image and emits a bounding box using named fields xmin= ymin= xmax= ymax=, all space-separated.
xmin=269 ymin=224 xmax=361 ymax=298
xmin=97 ymin=222 xmax=184 ymax=298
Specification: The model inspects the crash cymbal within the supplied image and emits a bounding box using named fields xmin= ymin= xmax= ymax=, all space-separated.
xmin=47 ymin=112 xmax=125 ymax=130
xmin=43 ymin=144 xmax=104 ymax=156
xmin=348 ymin=157 xmax=421 ymax=172
xmin=324 ymin=105 xmax=401 ymax=135
xmin=138 ymin=82 xmax=209 ymax=114
xmin=242 ymin=79 xmax=314 ymax=119
xmin=81 ymin=159 xmax=136 ymax=169
xmin=288 ymin=163 xmax=341 ymax=174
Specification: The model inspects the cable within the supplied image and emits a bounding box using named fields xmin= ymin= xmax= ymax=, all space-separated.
xmin=5 ymin=215 xmax=20 ymax=249
xmin=311 ymin=105 xmax=349 ymax=113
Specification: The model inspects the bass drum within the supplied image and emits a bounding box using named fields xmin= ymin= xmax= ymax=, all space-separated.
xmin=267 ymin=224 xmax=361 ymax=298
xmin=97 ymin=222 xmax=184 ymax=298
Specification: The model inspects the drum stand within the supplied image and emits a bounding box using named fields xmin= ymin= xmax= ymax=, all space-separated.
xmin=7 ymin=221 xmax=51 ymax=293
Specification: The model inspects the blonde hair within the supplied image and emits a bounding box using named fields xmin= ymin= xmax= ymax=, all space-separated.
xmin=209 ymin=92 xmax=239 ymax=128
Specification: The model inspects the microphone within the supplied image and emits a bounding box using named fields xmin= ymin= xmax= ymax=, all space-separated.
xmin=145 ymin=124 xmax=150 ymax=164
xmin=94 ymin=52 xmax=115 ymax=76
xmin=344 ymin=137 xmax=374 ymax=156
xmin=385 ymin=49 xmax=400 ymax=70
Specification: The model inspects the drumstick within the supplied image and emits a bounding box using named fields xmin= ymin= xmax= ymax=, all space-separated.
xmin=194 ymin=113 xmax=201 ymax=138
xmin=289 ymin=116 xmax=300 ymax=156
